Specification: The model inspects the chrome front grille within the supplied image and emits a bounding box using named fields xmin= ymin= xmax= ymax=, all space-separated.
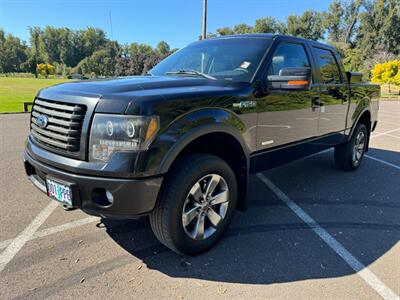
xmin=30 ymin=98 xmax=87 ymax=152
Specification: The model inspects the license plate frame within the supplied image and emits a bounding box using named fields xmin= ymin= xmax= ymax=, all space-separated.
xmin=46 ymin=177 xmax=73 ymax=206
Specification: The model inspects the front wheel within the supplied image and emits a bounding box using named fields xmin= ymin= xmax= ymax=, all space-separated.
xmin=334 ymin=123 xmax=368 ymax=171
xmin=149 ymin=154 xmax=238 ymax=255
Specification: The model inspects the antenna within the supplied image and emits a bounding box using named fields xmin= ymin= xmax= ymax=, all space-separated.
xmin=202 ymin=0 xmax=207 ymax=40
xmin=109 ymin=11 xmax=114 ymax=40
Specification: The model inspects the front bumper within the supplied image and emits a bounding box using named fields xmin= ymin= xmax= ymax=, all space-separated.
xmin=23 ymin=150 xmax=163 ymax=218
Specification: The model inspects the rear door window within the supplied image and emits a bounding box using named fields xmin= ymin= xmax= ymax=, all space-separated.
xmin=313 ymin=48 xmax=342 ymax=84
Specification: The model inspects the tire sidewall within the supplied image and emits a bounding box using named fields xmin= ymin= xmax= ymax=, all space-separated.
xmin=167 ymin=156 xmax=238 ymax=255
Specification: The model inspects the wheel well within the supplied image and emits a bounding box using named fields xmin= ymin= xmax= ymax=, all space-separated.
xmin=358 ymin=111 xmax=371 ymax=130
xmin=169 ymin=132 xmax=248 ymax=211
xmin=357 ymin=111 xmax=371 ymax=150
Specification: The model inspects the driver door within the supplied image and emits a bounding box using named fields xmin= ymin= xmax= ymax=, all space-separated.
xmin=256 ymin=42 xmax=320 ymax=150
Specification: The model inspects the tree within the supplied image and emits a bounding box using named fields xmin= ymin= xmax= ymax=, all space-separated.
xmin=27 ymin=26 xmax=110 ymax=70
xmin=0 ymin=30 xmax=27 ymax=73
xmin=215 ymin=24 xmax=253 ymax=35
xmin=41 ymin=26 xmax=61 ymax=64
xmin=215 ymin=17 xmax=286 ymax=37
xmin=232 ymin=24 xmax=253 ymax=34
xmin=24 ymin=27 xmax=46 ymax=76
xmin=115 ymin=40 xmax=175 ymax=77
xmin=58 ymin=28 xmax=76 ymax=67
xmin=363 ymin=46 xmax=399 ymax=71
xmin=115 ymin=43 xmax=163 ymax=76
xmin=351 ymin=0 xmax=400 ymax=76
xmin=339 ymin=44 xmax=364 ymax=72
xmin=286 ymin=10 xmax=324 ymax=40
xmin=357 ymin=0 xmax=400 ymax=57
xmin=323 ymin=0 xmax=345 ymax=43
xmin=216 ymin=27 xmax=235 ymax=36
xmin=253 ymin=17 xmax=286 ymax=34
xmin=383 ymin=0 xmax=400 ymax=54
xmin=343 ymin=0 xmax=363 ymax=44
xmin=53 ymin=62 xmax=72 ymax=77
xmin=75 ymin=42 xmax=119 ymax=77
xmin=81 ymin=27 xmax=108 ymax=58
xmin=156 ymin=41 xmax=170 ymax=55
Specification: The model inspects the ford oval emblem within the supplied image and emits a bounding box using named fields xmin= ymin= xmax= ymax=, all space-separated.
xmin=37 ymin=114 xmax=49 ymax=128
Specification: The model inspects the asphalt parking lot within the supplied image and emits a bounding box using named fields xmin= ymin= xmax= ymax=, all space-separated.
xmin=0 ymin=101 xmax=399 ymax=300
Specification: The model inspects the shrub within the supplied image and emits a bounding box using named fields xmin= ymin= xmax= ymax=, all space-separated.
xmin=371 ymin=60 xmax=400 ymax=93
xmin=0 ymin=72 xmax=35 ymax=78
xmin=36 ymin=63 xmax=56 ymax=78
xmin=53 ymin=62 xmax=72 ymax=78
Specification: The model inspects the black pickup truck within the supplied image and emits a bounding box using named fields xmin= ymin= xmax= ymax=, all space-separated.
xmin=23 ymin=34 xmax=380 ymax=255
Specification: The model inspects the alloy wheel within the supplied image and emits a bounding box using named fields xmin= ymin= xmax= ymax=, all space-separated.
xmin=182 ymin=174 xmax=229 ymax=240
xmin=353 ymin=130 xmax=366 ymax=164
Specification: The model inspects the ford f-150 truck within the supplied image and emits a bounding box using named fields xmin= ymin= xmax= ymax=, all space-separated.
xmin=23 ymin=34 xmax=380 ymax=255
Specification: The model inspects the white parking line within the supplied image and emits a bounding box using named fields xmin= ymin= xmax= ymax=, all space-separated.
xmin=0 ymin=201 xmax=58 ymax=273
xmin=365 ymin=155 xmax=400 ymax=170
xmin=0 ymin=239 xmax=14 ymax=251
xmin=0 ymin=216 xmax=99 ymax=251
xmin=379 ymin=112 xmax=400 ymax=116
xmin=379 ymin=120 xmax=400 ymax=126
xmin=371 ymin=128 xmax=400 ymax=139
xmin=379 ymin=111 xmax=400 ymax=115
xmin=376 ymin=133 xmax=400 ymax=139
xmin=256 ymin=173 xmax=399 ymax=300
xmin=304 ymin=148 xmax=400 ymax=171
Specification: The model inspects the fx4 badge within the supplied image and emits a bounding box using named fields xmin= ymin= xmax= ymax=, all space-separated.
xmin=233 ymin=101 xmax=257 ymax=109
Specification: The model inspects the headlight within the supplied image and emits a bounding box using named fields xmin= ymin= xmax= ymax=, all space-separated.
xmin=89 ymin=114 xmax=159 ymax=162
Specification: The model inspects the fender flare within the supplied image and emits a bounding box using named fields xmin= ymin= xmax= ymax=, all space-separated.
xmin=347 ymin=107 xmax=372 ymax=140
xmin=346 ymin=93 xmax=373 ymax=141
xmin=157 ymin=122 xmax=250 ymax=175
xmin=346 ymin=106 xmax=372 ymax=152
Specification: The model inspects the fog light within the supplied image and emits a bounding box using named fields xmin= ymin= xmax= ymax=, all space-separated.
xmin=92 ymin=188 xmax=114 ymax=207
xmin=106 ymin=190 xmax=114 ymax=204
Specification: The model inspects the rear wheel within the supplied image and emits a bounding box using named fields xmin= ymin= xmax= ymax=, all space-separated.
xmin=334 ymin=123 xmax=368 ymax=171
xmin=149 ymin=154 xmax=237 ymax=255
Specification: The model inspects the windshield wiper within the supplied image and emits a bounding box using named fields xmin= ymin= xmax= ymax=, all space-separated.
xmin=165 ymin=70 xmax=216 ymax=80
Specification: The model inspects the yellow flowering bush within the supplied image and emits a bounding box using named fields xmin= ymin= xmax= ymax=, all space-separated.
xmin=371 ymin=60 xmax=400 ymax=86
xmin=36 ymin=63 xmax=56 ymax=78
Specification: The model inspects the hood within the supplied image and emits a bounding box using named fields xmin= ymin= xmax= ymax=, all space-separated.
xmin=37 ymin=75 xmax=250 ymax=114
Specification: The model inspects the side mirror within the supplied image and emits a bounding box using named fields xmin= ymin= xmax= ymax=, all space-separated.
xmin=346 ymin=71 xmax=362 ymax=84
xmin=267 ymin=67 xmax=311 ymax=90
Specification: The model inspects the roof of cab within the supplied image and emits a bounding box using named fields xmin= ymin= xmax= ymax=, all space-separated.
xmin=208 ymin=33 xmax=336 ymax=51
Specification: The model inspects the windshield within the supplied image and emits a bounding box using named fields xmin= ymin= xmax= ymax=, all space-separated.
xmin=150 ymin=38 xmax=272 ymax=83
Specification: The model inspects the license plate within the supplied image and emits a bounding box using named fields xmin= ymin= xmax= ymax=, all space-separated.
xmin=46 ymin=178 xmax=72 ymax=206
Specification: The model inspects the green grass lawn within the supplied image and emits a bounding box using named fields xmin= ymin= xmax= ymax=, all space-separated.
xmin=0 ymin=77 xmax=71 ymax=113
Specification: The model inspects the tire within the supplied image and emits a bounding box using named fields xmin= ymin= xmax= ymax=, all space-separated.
xmin=334 ymin=123 xmax=368 ymax=171
xmin=149 ymin=154 xmax=238 ymax=255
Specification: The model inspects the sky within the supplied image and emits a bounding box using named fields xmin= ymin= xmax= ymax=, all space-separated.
xmin=0 ymin=0 xmax=332 ymax=49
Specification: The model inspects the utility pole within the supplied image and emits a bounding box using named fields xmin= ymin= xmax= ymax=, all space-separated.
xmin=202 ymin=0 xmax=207 ymax=39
